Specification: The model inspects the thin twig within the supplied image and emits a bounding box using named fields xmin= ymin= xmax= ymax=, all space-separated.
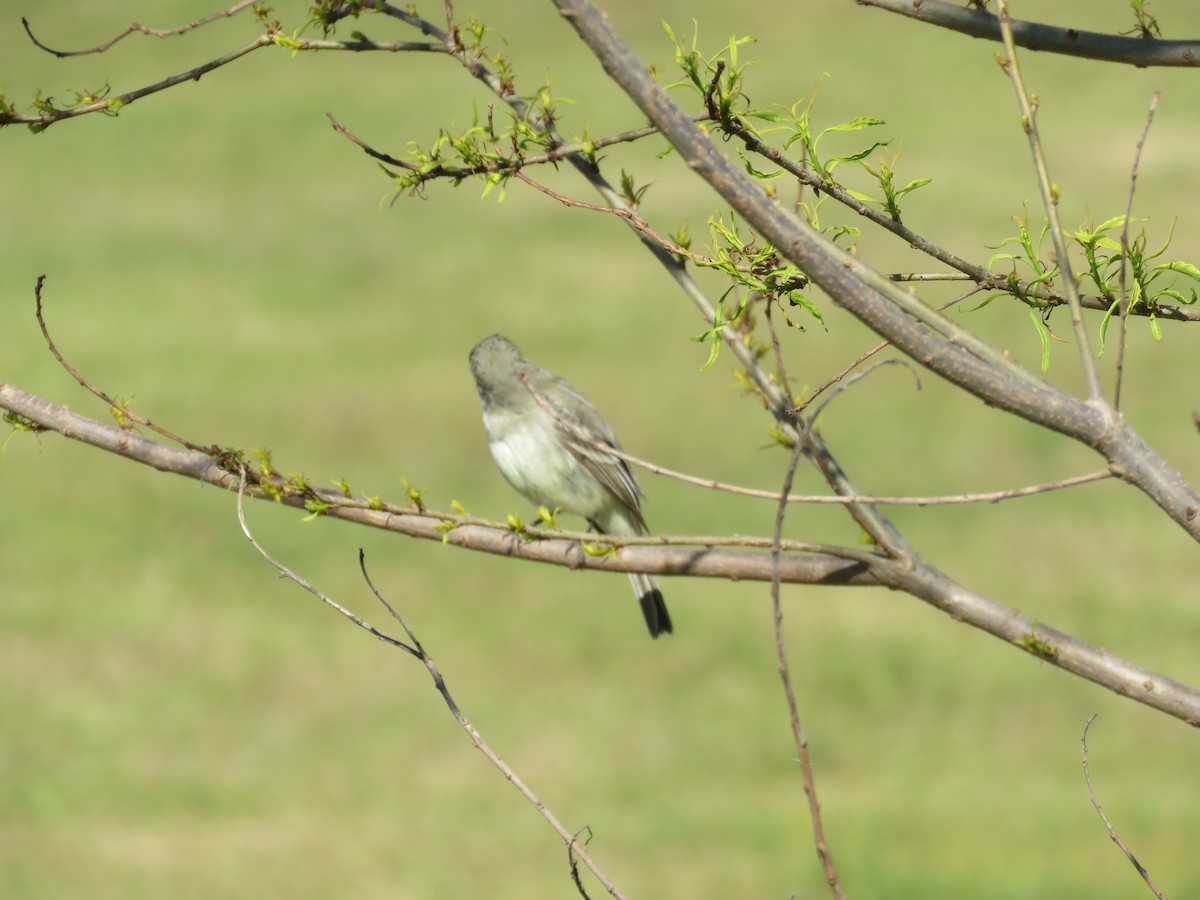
xmin=794 ymin=286 xmax=984 ymax=413
xmin=1080 ymin=715 xmax=1165 ymax=899
xmin=771 ymin=438 xmax=845 ymax=898
xmin=887 ymin=272 xmax=973 ymax=282
xmin=235 ymin=471 xmax=419 ymax=655
xmin=1 ymin=37 xmax=271 ymax=130
xmin=763 ymin=296 xmax=795 ymax=406
xmin=809 ymin=358 xmax=921 ymax=423
xmin=567 ymin=827 xmax=595 ymax=900
xmin=519 ymin=362 xmax=1110 ymax=509
xmin=514 ymin=172 xmax=753 ymax=276
xmin=21 ymin=0 xmax=257 ymax=58
xmin=996 ymin=0 xmax=1103 ymax=402
xmin=357 ymin=550 xmax=627 ymax=900
xmin=238 ymin=470 xmax=626 ymax=898
xmin=328 ymin=112 xmax=679 ymax=176
xmin=4 ymin=26 xmax=441 ymax=130
xmin=1114 ymin=92 xmax=1160 ymax=412
xmin=33 ymin=275 xmax=211 ymax=453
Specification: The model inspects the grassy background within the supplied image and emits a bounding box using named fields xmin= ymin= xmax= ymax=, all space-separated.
xmin=3 ymin=1 xmax=1200 ymax=896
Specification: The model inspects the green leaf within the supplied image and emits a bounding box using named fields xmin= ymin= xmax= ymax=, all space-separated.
xmin=816 ymin=116 xmax=886 ymax=137
xmin=742 ymin=158 xmax=784 ymax=179
xmin=1154 ymin=260 xmax=1200 ymax=285
xmin=844 ymin=187 xmax=881 ymax=205
xmin=1027 ymin=306 xmax=1052 ymax=372
xmin=893 ymin=177 xmax=932 ymax=200
xmin=743 ymin=108 xmax=793 ymax=122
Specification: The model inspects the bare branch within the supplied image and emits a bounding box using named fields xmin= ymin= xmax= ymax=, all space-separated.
xmin=771 ymin=440 xmax=845 ymax=898
xmin=1114 ymin=93 xmax=1161 ymax=411
xmin=21 ymin=1 xmax=257 ymax=58
xmin=34 ymin=276 xmax=211 ymax=454
xmin=1 ymin=37 xmax=270 ymax=130
xmin=3 ymin=380 xmax=1198 ymax=723
xmin=793 ymin=286 xmax=983 ymax=413
xmin=237 ymin=475 xmax=627 ymax=898
xmin=356 ymin=551 xmax=627 ymax=899
xmin=236 ymin=472 xmax=419 ymax=656
xmin=1080 ymin=715 xmax=1166 ymax=898
xmin=519 ymin=360 xmax=1110 ymax=508
xmin=857 ymin=0 xmax=1200 ymax=67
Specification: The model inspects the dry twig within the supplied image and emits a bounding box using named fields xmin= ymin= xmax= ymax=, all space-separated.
xmin=1080 ymin=715 xmax=1165 ymax=898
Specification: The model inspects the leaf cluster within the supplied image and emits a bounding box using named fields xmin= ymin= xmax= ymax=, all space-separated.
xmin=988 ymin=210 xmax=1199 ymax=368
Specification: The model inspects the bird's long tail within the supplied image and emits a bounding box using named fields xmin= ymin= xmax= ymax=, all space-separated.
xmin=630 ymin=573 xmax=672 ymax=639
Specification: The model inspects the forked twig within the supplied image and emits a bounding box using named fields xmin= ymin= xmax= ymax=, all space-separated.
xmin=235 ymin=471 xmax=626 ymax=899
xmin=792 ymin=286 xmax=984 ymax=414
xmin=1080 ymin=715 xmax=1165 ymax=899
xmin=358 ymin=553 xmax=626 ymax=900
xmin=235 ymin=472 xmax=419 ymax=655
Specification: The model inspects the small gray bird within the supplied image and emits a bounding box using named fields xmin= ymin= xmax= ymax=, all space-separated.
xmin=468 ymin=334 xmax=672 ymax=638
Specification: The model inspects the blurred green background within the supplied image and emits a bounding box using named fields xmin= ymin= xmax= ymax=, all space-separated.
xmin=3 ymin=1 xmax=1199 ymax=896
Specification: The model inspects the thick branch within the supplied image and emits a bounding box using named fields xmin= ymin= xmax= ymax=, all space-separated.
xmin=550 ymin=0 xmax=1200 ymax=544
xmin=3 ymin=380 xmax=1198 ymax=725
xmin=0 ymin=382 xmax=875 ymax=587
xmin=857 ymin=0 xmax=1200 ymax=68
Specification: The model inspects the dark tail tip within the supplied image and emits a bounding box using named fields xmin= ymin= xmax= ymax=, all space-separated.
xmin=639 ymin=589 xmax=673 ymax=639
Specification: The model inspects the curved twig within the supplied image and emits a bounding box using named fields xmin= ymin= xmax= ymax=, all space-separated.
xmin=1080 ymin=715 xmax=1165 ymax=898
xmin=21 ymin=1 xmax=257 ymax=58
xmin=518 ymin=363 xmax=1112 ymax=509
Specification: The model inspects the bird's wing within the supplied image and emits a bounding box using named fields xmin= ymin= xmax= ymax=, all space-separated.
xmin=542 ymin=376 xmax=647 ymax=531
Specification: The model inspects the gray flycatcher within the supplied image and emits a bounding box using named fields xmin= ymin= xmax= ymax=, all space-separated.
xmin=468 ymin=334 xmax=672 ymax=638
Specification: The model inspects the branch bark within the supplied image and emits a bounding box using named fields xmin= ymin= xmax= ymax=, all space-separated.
xmin=550 ymin=0 xmax=1200 ymax=545
xmin=856 ymin=0 xmax=1200 ymax=68
xmin=4 ymin=380 xmax=1198 ymax=726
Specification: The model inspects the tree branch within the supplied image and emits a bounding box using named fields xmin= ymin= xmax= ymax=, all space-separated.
xmin=995 ymin=0 xmax=1102 ymax=402
xmin=771 ymin=440 xmax=845 ymax=898
xmin=1114 ymin=92 xmax=1160 ymax=411
xmin=21 ymin=0 xmax=258 ymax=58
xmin=550 ymin=0 xmax=1200 ymax=544
xmin=856 ymin=0 xmax=1200 ymax=68
xmin=235 ymin=476 xmax=628 ymax=898
xmin=4 ymin=379 xmax=1198 ymax=726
